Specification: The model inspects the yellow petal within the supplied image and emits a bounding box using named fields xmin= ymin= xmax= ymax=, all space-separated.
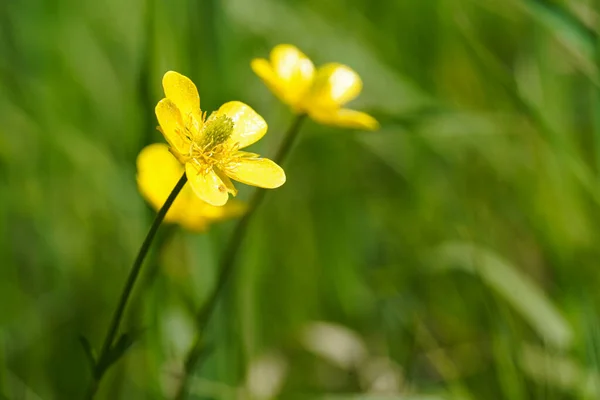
xmin=224 ymin=157 xmax=286 ymax=189
xmin=136 ymin=143 xmax=188 ymax=222
xmin=155 ymin=98 xmax=189 ymax=156
xmin=251 ymin=58 xmax=287 ymax=101
xmin=252 ymin=44 xmax=315 ymax=108
xmin=309 ymin=108 xmax=379 ymax=131
xmin=304 ymin=63 xmax=363 ymax=109
xmin=178 ymin=199 xmax=247 ymax=231
xmin=162 ymin=71 xmax=201 ymax=119
xmin=214 ymin=167 xmax=239 ymax=196
xmin=177 ymin=201 xmax=220 ymax=232
xmin=270 ymin=44 xmax=315 ymax=87
xmin=185 ymin=163 xmax=229 ymax=206
xmin=215 ymin=101 xmax=268 ymax=149
xmin=198 ymin=199 xmax=247 ymax=220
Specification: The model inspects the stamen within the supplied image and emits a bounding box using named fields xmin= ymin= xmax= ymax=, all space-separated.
xmin=201 ymin=114 xmax=234 ymax=148
xmin=186 ymin=113 xmax=236 ymax=174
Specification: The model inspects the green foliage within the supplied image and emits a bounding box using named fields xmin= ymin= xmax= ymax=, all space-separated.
xmin=0 ymin=0 xmax=599 ymax=398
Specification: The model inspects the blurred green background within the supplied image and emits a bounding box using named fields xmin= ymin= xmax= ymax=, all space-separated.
xmin=1 ymin=0 xmax=599 ymax=398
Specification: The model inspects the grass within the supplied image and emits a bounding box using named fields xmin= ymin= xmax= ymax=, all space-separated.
xmin=0 ymin=0 xmax=599 ymax=398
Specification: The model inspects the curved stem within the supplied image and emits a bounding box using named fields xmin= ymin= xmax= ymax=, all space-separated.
xmin=85 ymin=172 xmax=188 ymax=399
xmin=173 ymin=114 xmax=306 ymax=400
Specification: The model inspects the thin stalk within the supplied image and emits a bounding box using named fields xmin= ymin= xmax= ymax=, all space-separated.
xmin=173 ymin=114 xmax=306 ymax=400
xmin=85 ymin=172 xmax=188 ymax=399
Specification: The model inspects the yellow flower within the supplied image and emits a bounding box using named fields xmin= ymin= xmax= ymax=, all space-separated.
xmin=155 ymin=71 xmax=286 ymax=206
xmin=251 ymin=44 xmax=379 ymax=131
xmin=137 ymin=143 xmax=247 ymax=232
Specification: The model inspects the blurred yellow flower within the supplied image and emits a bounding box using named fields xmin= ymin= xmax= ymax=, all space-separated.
xmin=251 ymin=44 xmax=379 ymax=131
xmin=137 ymin=143 xmax=246 ymax=232
xmin=155 ymin=71 xmax=286 ymax=206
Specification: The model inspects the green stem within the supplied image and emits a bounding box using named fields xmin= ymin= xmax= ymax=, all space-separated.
xmin=85 ymin=172 xmax=188 ymax=399
xmin=173 ymin=114 xmax=306 ymax=400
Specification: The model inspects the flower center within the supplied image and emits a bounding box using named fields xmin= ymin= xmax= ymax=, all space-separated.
xmin=188 ymin=114 xmax=236 ymax=174
xmin=201 ymin=114 xmax=234 ymax=148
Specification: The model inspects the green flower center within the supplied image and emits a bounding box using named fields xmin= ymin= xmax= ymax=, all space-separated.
xmin=188 ymin=114 xmax=236 ymax=174
xmin=200 ymin=114 xmax=234 ymax=148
